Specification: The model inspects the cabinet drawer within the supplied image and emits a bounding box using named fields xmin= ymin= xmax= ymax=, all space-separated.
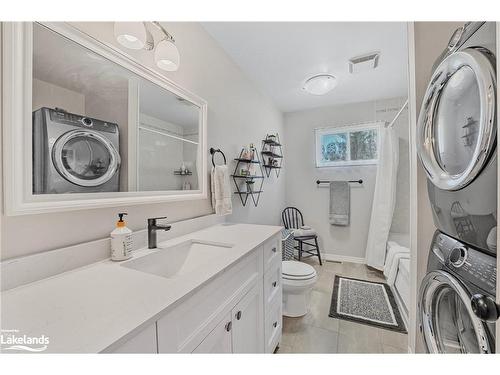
xmin=263 ymin=236 xmax=281 ymax=271
xmin=264 ymin=298 xmax=282 ymax=353
xmin=264 ymin=262 xmax=282 ymax=307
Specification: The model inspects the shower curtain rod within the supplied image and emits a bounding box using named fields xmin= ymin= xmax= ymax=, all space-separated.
xmin=385 ymin=99 xmax=408 ymax=129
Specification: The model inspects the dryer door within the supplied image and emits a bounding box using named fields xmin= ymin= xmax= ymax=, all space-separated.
xmin=52 ymin=130 xmax=121 ymax=187
xmin=417 ymin=47 xmax=496 ymax=191
xmin=419 ymin=270 xmax=492 ymax=353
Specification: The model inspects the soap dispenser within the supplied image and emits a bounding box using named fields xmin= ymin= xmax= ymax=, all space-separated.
xmin=111 ymin=213 xmax=133 ymax=261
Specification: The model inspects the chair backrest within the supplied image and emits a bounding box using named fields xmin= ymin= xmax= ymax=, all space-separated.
xmin=282 ymin=206 xmax=305 ymax=230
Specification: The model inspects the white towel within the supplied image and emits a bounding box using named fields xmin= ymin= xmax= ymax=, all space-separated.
xmin=211 ymin=165 xmax=232 ymax=215
xmin=292 ymin=226 xmax=317 ymax=238
xmin=384 ymin=244 xmax=410 ymax=286
xmin=329 ymin=181 xmax=350 ymax=226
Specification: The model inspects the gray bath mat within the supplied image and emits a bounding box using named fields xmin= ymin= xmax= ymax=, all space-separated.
xmin=329 ymin=275 xmax=406 ymax=333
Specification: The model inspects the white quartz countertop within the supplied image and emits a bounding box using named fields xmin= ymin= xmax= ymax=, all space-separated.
xmin=1 ymin=223 xmax=282 ymax=353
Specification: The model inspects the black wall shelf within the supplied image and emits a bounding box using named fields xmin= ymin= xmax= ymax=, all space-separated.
xmin=232 ymin=147 xmax=264 ymax=207
xmin=261 ymin=134 xmax=283 ymax=178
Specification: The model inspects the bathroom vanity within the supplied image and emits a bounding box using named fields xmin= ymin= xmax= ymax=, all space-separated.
xmin=1 ymin=224 xmax=282 ymax=353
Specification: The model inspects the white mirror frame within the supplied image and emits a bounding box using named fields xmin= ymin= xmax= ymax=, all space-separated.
xmin=2 ymin=22 xmax=208 ymax=216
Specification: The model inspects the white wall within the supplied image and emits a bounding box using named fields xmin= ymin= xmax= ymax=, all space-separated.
xmin=284 ymin=97 xmax=409 ymax=261
xmin=32 ymin=78 xmax=85 ymax=114
xmin=1 ymin=22 xmax=285 ymax=260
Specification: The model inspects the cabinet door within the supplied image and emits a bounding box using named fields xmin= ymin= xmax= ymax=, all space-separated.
xmin=231 ymin=281 xmax=264 ymax=353
xmin=192 ymin=313 xmax=233 ymax=353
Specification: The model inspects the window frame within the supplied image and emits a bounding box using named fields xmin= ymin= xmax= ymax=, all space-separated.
xmin=314 ymin=122 xmax=383 ymax=168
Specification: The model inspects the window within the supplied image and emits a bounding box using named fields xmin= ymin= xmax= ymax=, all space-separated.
xmin=315 ymin=123 xmax=381 ymax=167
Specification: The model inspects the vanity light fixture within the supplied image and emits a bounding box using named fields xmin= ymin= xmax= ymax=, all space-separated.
xmin=114 ymin=21 xmax=180 ymax=71
xmin=302 ymin=74 xmax=337 ymax=96
xmin=114 ymin=22 xmax=153 ymax=50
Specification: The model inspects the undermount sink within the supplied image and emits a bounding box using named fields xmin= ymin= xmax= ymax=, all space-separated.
xmin=121 ymin=239 xmax=235 ymax=279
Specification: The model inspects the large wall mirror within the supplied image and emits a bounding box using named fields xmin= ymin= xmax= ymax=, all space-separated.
xmin=3 ymin=22 xmax=207 ymax=215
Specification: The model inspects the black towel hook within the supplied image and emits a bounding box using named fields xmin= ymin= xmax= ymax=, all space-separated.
xmin=210 ymin=147 xmax=227 ymax=167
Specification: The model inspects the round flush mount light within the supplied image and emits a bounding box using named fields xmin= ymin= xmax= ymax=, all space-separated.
xmin=114 ymin=22 xmax=148 ymax=50
xmin=154 ymin=38 xmax=180 ymax=71
xmin=303 ymin=74 xmax=337 ymax=95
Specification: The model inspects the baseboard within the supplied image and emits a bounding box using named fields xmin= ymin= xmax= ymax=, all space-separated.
xmin=321 ymin=253 xmax=366 ymax=264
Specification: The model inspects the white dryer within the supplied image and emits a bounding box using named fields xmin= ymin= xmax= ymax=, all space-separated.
xmin=417 ymin=22 xmax=497 ymax=255
xmin=33 ymin=107 xmax=121 ymax=194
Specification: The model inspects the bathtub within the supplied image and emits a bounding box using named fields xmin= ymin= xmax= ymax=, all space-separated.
xmin=387 ymin=232 xmax=410 ymax=328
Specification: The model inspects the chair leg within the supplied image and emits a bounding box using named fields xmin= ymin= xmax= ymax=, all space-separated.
xmin=314 ymin=237 xmax=322 ymax=266
xmin=298 ymin=240 xmax=302 ymax=261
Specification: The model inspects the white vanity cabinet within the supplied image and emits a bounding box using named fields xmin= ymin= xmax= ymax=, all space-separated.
xmin=149 ymin=233 xmax=282 ymax=354
xmin=194 ymin=281 xmax=263 ymax=353
xmin=106 ymin=323 xmax=158 ymax=353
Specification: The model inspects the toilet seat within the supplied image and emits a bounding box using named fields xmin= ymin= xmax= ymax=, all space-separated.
xmin=282 ymin=261 xmax=316 ymax=281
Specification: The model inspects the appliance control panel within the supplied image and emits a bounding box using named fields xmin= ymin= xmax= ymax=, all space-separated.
xmin=434 ymin=231 xmax=496 ymax=295
xmin=48 ymin=107 xmax=118 ymax=133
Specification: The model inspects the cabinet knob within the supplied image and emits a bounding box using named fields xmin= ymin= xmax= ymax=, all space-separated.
xmin=272 ymin=247 xmax=277 ymax=253
xmin=225 ymin=321 xmax=232 ymax=332
xmin=273 ymin=321 xmax=278 ymax=328
xmin=272 ymin=281 xmax=277 ymax=288
xmin=236 ymin=311 xmax=242 ymax=320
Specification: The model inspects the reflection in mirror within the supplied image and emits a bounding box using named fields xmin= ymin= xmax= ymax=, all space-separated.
xmin=31 ymin=23 xmax=201 ymax=195
xmin=137 ymin=80 xmax=199 ymax=191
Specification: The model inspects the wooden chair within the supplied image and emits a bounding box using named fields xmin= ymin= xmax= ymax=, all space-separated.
xmin=281 ymin=207 xmax=322 ymax=265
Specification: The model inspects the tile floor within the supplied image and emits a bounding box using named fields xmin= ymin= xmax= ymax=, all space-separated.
xmin=276 ymin=259 xmax=408 ymax=354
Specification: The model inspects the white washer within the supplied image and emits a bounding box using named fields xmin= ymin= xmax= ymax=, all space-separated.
xmin=282 ymin=261 xmax=318 ymax=317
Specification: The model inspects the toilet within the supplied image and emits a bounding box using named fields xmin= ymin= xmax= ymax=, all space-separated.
xmin=282 ymin=260 xmax=318 ymax=317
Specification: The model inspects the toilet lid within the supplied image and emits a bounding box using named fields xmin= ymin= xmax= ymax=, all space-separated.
xmin=282 ymin=261 xmax=316 ymax=280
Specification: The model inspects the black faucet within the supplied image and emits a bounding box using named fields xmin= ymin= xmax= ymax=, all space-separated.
xmin=147 ymin=217 xmax=172 ymax=249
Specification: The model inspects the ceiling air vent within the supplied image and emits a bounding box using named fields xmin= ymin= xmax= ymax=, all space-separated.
xmin=348 ymin=52 xmax=380 ymax=74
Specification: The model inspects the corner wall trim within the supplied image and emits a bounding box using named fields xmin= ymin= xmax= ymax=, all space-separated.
xmin=321 ymin=253 xmax=366 ymax=264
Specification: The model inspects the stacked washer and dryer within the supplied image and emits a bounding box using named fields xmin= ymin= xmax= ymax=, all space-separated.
xmin=417 ymin=22 xmax=500 ymax=353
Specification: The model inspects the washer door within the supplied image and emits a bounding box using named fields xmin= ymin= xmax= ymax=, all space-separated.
xmin=417 ymin=47 xmax=496 ymax=191
xmin=419 ymin=270 xmax=492 ymax=353
xmin=52 ymin=130 xmax=121 ymax=187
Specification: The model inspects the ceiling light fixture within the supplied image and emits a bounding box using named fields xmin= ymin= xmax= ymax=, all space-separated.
xmin=114 ymin=22 xmax=180 ymax=71
xmin=302 ymin=74 xmax=337 ymax=96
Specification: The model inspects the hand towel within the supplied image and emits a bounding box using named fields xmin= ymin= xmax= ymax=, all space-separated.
xmin=329 ymin=181 xmax=350 ymax=226
xmin=211 ymin=165 xmax=232 ymax=215
xmin=292 ymin=226 xmax=317 ymax=238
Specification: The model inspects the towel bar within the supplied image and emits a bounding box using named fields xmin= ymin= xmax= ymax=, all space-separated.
xmin=316 ymin=179 xmax=363 ymax=185
xmin=210 ymin=147 xmax=227 ymax=167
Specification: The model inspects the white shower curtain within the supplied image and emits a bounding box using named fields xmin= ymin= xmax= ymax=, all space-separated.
xmin=365 ymin=126 xmax=399 ymax=270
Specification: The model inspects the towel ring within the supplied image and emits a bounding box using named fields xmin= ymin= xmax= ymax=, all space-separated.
xmin=210 ymin=147 xmax=227 ymax=167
